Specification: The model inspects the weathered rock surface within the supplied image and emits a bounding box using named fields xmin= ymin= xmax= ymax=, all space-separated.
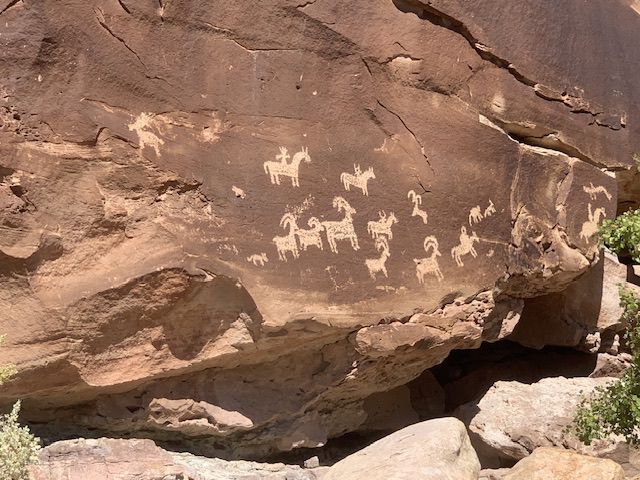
xmin=510 ymin=250 xmax=640 ymax=351
xmin=502 ymin=447 xmax=625 ymax=480
xmin=0 ymin=0 xmax=637 ymax=456
xmin=31 ymin=438 xmax=323 ymax=480
xmin=323 ymin=417 xmax=480 ymax=480
xmin=458 ymin=377 xmax=640 ymax=473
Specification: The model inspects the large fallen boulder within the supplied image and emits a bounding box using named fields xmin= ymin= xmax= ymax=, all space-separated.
xmin=30 ymin=438 xmax=323 ymax=480
xmin=502 ymin=447 xmax=624 ymax=480
xmin=458 ymin=376 xmax=639 ymax=473
xmin=323 ymin=417 xmax=480 ymax=480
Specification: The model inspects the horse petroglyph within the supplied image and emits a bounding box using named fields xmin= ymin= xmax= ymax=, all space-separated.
xmin=321 ymin=196 xmax=360 ymax=254
xmin=451 ymin=226 xmax=480 ymax=267
xmin=414 ymin=235 xmax=444 ymax=283
xmin=407 ymin=190 xmax=428 ymax=224
xmin=583 ymin=183 xmax=612 ymax=201
xmin=367 ymin=211 xmax=398 ymax=240
xmin=295 ymin=217 xmax=324 ymax=251
xmin=247 ymin=253 xmax=268 ymax=267
xmin=365 ymin=237 xmax=391 ymax=279
xmin=273 ymin=213 xmax=300 ymax=261
xmin=580 ymin=203 xmax=607 ymax=241
xmin=340 ymin=164 xmax=376 ymax=196
xmin=264 ymin=146 xmax=311 ymax=187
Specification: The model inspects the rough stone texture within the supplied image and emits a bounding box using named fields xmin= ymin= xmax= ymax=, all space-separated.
xmin=458 ymin=377 xmax=639 ymax=473
xmin=430 ymin=341 xmax=630 ymax=412
xmin=509 ymin=250 xmax=638 ymax=351
xmin=322 ymin=417 xmax=480 ymax=480
xmin=502 ymin=447 xmax=625 ymax=480
xmin=30 ymin=437 xmax=323 ymax=480
xmin=0 ymin=0 xmax=637 ymax=456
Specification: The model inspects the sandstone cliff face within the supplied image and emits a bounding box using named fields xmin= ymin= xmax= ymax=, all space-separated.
xmin=0 ymin=0 xmax=638 ymax=457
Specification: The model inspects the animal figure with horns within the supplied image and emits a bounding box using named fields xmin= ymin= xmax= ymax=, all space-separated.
xmin=272 ymin=213 xmax=300 ymax=261
xmin=414 ymin=236 xmax=444 ymax=283
xmin=321 ymin=196 xmax=360 ymax=254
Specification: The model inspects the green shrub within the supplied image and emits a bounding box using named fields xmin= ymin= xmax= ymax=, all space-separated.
xmin=598 ymin=209 xmax=640 ymax=262
xmin=573 ymin=286 xmax=640 ymax=445
xmin=0 ymin=336 xmax=40 ymax=479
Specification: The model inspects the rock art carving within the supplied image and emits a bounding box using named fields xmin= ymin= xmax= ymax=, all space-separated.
xmin=128 ymin=112 xmax=164 ymax=157
xmin=583 ymin=183 xmax=612 ymax=201
xmin=321 ymin=196 xmax=360 ymax=254
xmin=468 ymin=206 xmax=483 ymax=225
xmin=232 ymin=186 xmax=246 ymax=199
xmin=580 ymin=203 xmax=607 ymax=241
xmin=451 ymin=226 xmax=480 ymax=267
xmin=247 ymin=253 xmax=268 ymax=267
xmin=340 ymin=164 xmax=375 ymax=196
xmin=365 ymin=237 xmax=390 ymax=279
xmin=295 ymin=217 xmax=324 ymax=251
xmin=367 ymin=211 xmax=398 ymax=240
xmin=263 ymin=146 xmax=311 ymax=187
xmin=414 ymin=235 xmax=444 ymax=283
xmin=273 ymin=213 xmax=300 ymax=261
xmin=484 ymin=199 xmax=496 ymax=217
xmin=407 ymin=190 xmax=428 ymax=224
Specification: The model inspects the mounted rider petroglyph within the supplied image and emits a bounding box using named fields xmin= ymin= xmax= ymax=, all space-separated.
xmin=407 ymin=190 xmax=428 ymax=224
xmin=247 ymin=253 xmax=269 ymax=267
xmin=414 ymin=235 xmax=444 ymax=283
xmin=321 ymin=196 xmax=360 ymax=254
xmin=367 ymin=211 xmax=398 ymax=240
xmin=580 ymin=203 xmax=607 ymax=241
xmin=451 ymin=226 xmax=480 ymax=267
xmin=263 ymin=146 xmax=311 ymax=187
xmin=295 ymin=217 xmax=324 ymax=252
xmin=365 ymin=237 xmax=391 ymax=280
xmin=340 ymin=164 xmax=375 ymax=196
xmin=583 ymin=183 xmax=612 ymax=201
xmin=273 ymin=213 xmax=300 ymax=261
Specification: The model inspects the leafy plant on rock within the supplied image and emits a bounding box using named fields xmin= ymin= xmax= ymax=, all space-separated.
xmin=0 ymin=335 xmax=40 ymax=480
xmin=573 ymin=286 xmax=640 ymax=444
xmin=598 ymin=208 xmax=640 ymax=263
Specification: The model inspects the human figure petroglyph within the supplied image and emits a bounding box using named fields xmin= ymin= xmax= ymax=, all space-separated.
xmin=340 ymin=164 xmax=376 ymax=196
xmin=367 ymin=211 xmax=398 ymax=240
xmin=295 ymin=217 xmax=324 ymax=251
xmin=263 ymin=146 xmax=311 ymax=187
xmin=469 ymin=206 xmax=483 ymax=225
xmin=583 ymin=183 xmax=612 ymax=201
xmin=580 ymin=203 xmax=607 ymax=241
xmin=484 ymin=199 xmax=496 ymax=218
xmin=414 ymin=235 xmax=444 ymax=283
xmin=407 ymin=190 xmax=428 ymax=224
xmin=451 ymin=226 xmax=480 ymax=267
xmin=321 ymin=196 xmax=360 ymax=254
xmin=273 ymin=213 xmax=300 ymax=261
xmin=365 ymin=237 xmax=391 ymax=279
xmin=128 ymin=112 xmax=164 ymax=157
xmin=247 ymin=253 xmax=269 ymax=267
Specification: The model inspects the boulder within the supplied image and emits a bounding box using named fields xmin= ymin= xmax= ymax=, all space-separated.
xmin=30 ymin=437 xmax=322 ymax=480
xmin=458 ymin=376 xmax=640 ymax=472
xmin=323 ymin=417 xmax=480 ymax=480
xmin=502 ymin=447 xmax=624 ymax=480
xmin=0 ymin=0 xmax=636 ymax=456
